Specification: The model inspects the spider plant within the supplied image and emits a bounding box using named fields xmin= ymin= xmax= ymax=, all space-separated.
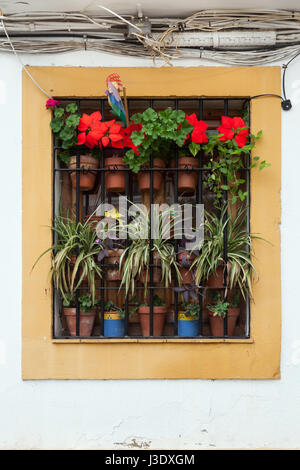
xmin=32 ymin=215 xmax=102 ymax=303
xmin=119 ymin=203 xmax=181 ymax=297
xmin=191 ymin=204 xmax=261 ymax=299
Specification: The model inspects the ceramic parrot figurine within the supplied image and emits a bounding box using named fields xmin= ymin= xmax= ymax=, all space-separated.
xmin=105 ymin=73 xmax=128 ymax=126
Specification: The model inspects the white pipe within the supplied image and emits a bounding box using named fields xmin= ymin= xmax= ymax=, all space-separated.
xmin=152 ymin=31 xmax=277 ymax=49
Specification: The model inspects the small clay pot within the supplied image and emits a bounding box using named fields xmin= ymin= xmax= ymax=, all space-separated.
xmin=208 ymin=307 xmax=240 ymax=337
xmin=138 ymin=306 xmax=167 ymax=336
xmin=104 ymin=249 xmax=124 ymax=281
xmin=206 ymin=266 xmax=224 ymax=288
xmin=64 ymin=307 xmax=96 ymax=337
xmin=69 ymin=155 xmax=99 ymax=191
xmin=173 ymin=156 xmax=199 ymax=194
xmin=138 ymin=158 xmax=166 ymax=192
xmin=178 ymin=251 xmax=195 ymax=284
xmin=105 ymin=156 xmax=126 ymax=193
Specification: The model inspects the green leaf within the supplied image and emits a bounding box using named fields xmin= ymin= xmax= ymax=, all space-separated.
xmin=50 ymin=118 xmax=64 ymax=133
xmin=58 ymin=151 xmax=71 ymax=165
xmin=66 ymin=114 xmax=80 ymax=128
xmin=59 ymin=127 xmax=75 ymax=141
xmin=131 ymin=131 xmax=145 ymax=146
xmin=143 ymin=108 xmax=157 ymax=122
xmin=66 ymin=103 xmax=78 ymax=113
xmin=188 ymin=142 xmax=200 ymax=157
xmin=54 ymin=107 xmax=64 ymax=118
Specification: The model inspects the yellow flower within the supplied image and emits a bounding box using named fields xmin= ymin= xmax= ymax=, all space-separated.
xmin=104 ymin=209 xmax=123 ymax=220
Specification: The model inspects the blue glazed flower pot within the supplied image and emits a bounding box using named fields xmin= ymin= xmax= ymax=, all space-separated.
xmin=178 ymin=312 xmax=199 ymax=337
xmin=104 ymin=311 xmax=125 ymax=337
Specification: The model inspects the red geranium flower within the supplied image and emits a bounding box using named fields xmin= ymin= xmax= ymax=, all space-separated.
xmin=100 ymin=120 xmax=124 ymax=149
xmin=122 ymin=123 xmax=142 ymax=155
xmin=217 ymin=116 xmax=249 ymax=148
xmin=77 ymin=111 xmax=104 ymax=149
xmin=185 ymin=113 xmax=208 ymax=144
xmin=77 ymin=112 xmax=124 ymax=149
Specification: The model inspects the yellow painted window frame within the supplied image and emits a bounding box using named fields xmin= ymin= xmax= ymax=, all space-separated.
xmin=22 ymin=66 xmax=281 ymax=380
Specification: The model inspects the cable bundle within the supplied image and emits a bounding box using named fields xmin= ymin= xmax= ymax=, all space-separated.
xmin=1 ymin=9 xmax=300 ymax=65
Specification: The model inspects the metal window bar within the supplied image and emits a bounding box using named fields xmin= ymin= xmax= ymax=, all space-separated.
xmin=197 ymin=99 xmax=203 ymax=338
xmin=149 ymin=99 xmax=154 ymax=338
xmin=245 ymin=99 xmax=251 ymax=339
xmin=223 ymin=99 xmax=229 ymax=338
xmin=173 ymin=99 xmax=179 ymax=337
xmin=52 ymin=98 xmax=250 ymax=340
xmin=75 ymin=99 xmax=81 ymax=337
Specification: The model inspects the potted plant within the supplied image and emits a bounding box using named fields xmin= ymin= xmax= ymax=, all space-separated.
xmin=203 ymin=116 xmax=268 ymax=204
xmin=174 ymin=113 xmax=209 ymax=194
xmin=49 ymin=101 xmax=80 ymax=165
xmin=50 ymin=103 xmax=127 ymax=192
xmin=50 ymin=103 xmax=100 ymax=191
xmin=178 ymin=302 xmax=200 ymax=337
xmin=137 ymin=295 xmax=167 ymax=337
xmin=33 ymin=215 xmax=102 ymax=303
xmin=191 ymin=204 xmax=258 ymax=299
xmin=63 ymin=292 xmax=99 ymax=337
xmin=103 ymin=300 xmax=125 ymax=337
xmin=119 ymin=204 xmax=181 ymax=296
xmin=206 ymin=291 xmax=240 ymax=337
xmin=123 ymin=108 xmax=191 ymax=192
xmin=98 ymin=121 xmax=126 ymax=193
xmin=77 ymin=112 xmax=126 ymax=193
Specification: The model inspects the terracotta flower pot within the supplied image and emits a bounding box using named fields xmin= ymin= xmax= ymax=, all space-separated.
xmin=138 ymin=158 xmax=166 ymax=192
xmin=64 ymin=307 xmax=96 ymax=337
xmin=138 ymin=306 xmax=167 ymax=336
xmin=208 ymin=308 xmax=240 ymax=337
xmin=105 ymin=249 xmax=124 ymax=281
xmin=178 ymin=251 xmax=195 ymax=284
xmin=207 ymin=266 xmax=224 ymax=288
xmin=173 ymin=156 xmax=199 ymax=194
xmin=139 ymin=252 xmax=161 ymax=284
xmin=104 ymin=156 xmax=126 ymax=193
xmin=69 ymin=155 xmax=99 ymax=191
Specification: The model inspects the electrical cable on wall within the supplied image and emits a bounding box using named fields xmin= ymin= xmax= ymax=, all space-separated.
xmin=1 ymin=7 xmax=300 ymax=108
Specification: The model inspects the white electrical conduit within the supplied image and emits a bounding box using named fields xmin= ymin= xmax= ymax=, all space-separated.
xmin=151 ymin=31 xmax=277 ymax=48
xmin=1 ymin=36 xmax=300 ymax=66
xmin=2 ymin=9 xmax=300 ymax=65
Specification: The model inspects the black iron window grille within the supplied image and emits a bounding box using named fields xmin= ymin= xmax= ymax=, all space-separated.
xmin=52 ymin=98 xmax=251 ymax=340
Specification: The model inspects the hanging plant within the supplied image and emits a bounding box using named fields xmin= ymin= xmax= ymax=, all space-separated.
xmin=203 ymin=116 xmax=269 ymax=203
xmin=49 ymin=102 xmax=80 ymax=165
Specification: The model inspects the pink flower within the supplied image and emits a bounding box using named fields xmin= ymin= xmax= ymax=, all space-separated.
xmin=46 ymin=99 xmax=61 ymax=109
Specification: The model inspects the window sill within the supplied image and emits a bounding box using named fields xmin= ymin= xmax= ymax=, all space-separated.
xmin=52 ymin=338 xmax=254 ymax=344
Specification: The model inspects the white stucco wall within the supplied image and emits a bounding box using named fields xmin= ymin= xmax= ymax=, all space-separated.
xmin=0 ymin=49 xmax=299 ymax=450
